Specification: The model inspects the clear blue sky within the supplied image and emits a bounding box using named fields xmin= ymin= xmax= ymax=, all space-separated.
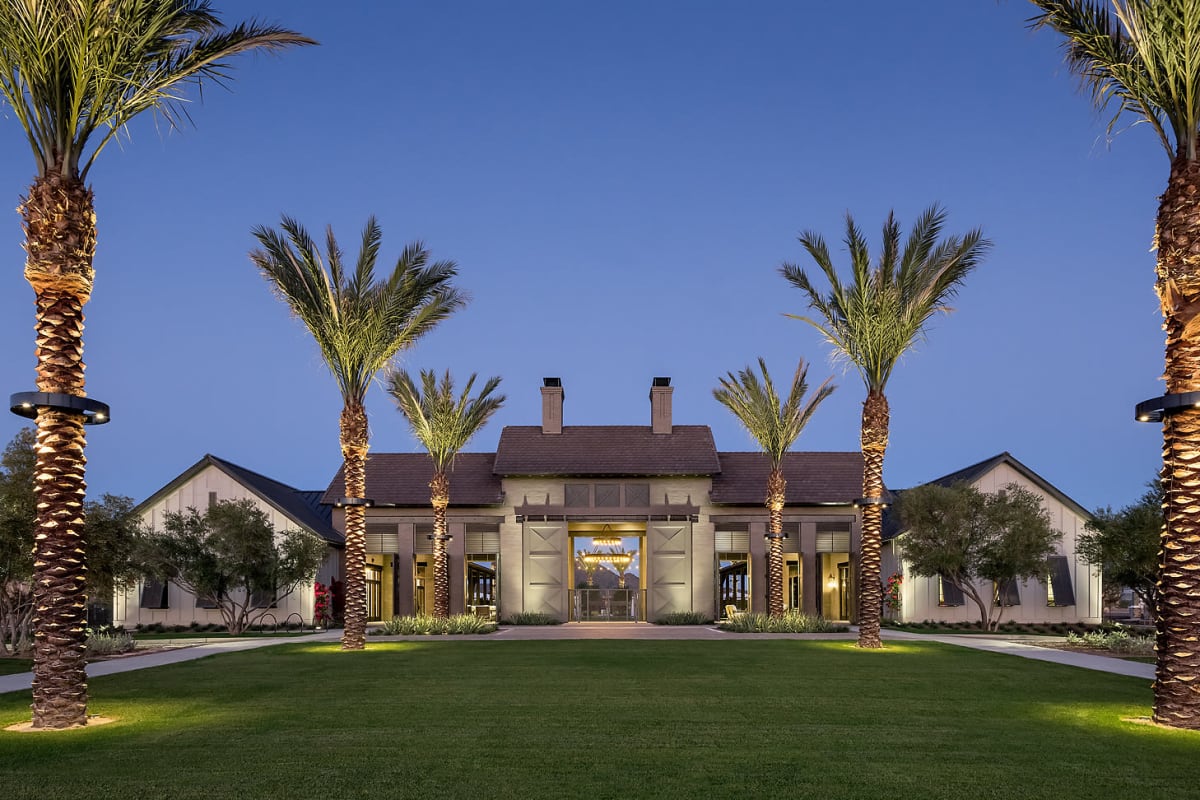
xmin=0 ymin=1 xmax=1166 ymax=512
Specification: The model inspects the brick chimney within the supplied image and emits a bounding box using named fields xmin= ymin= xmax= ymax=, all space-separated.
xmin=541 ymin=377 xmax=563 ymax=434
xmin=650 ymin=376 xmax=672 ymax=434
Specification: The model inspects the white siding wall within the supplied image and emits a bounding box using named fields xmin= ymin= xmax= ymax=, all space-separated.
xmin=112 ymin=464 xmax=339 ymax=629
xmin=898 ymin=462 xmax=1102 ymax=624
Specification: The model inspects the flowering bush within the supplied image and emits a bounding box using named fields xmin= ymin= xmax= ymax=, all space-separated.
xmin=314 ymin=581 xmax=333 ymax=628
xmin=884 ymin=572 xmax=903 ymax=615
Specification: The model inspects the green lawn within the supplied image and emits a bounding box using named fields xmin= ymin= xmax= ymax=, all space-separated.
xmin=0 ymin=640 xmax=1192 ymax=800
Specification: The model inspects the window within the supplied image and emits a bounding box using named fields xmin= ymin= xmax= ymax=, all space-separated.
xmin=365 ymin=564 xmax=382 ymax=621
xmin=466 ymin=554 xmax=498 ymax=620
xmin=994 ymin=579 xmax=1021 ymax=607
xmin=938 ymin=575 xmax=965 ymax=607
xmin=139 ymin=578 xmax=169 ymax=609
xmin=717 ymin=553 xmax=749 ymax=615
xmin=250 ymin=588 xmax=276 ymax=609
xmin=1046 ymin=556 xmax=1075 ymax=607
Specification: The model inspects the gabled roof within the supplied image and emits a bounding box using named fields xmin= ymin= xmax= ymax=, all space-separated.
xmin=320 ymin=452 xmax=504 ymax=507
xmin=493 ymin=425 xmax=721 ymax=476
xmin=138 ymin=454 xmax=343 ymax=545
xmin=709 ymin=452 xmax=863 ymax=505
xmin=882 ymin=451 xmax=1092 ymax=541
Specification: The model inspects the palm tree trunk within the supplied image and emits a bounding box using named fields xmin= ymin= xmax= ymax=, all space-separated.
xmin=22 ymin=171 xmax=96 ymax=728
xmin=431 ymin=471 xmax=450 ymax=619
xmin=1153 ymin=154 xmax=1200 ymax=728
xmin=339 ymin=402 xmax=369 ymax=650
xmin=766 ymin=468 xmax=786 ymax=618
xmin=857 ymin=391 xmax=888 ymax=649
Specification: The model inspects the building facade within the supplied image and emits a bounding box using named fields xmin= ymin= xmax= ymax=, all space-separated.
xmin=322 ymin=378 xmax=865 ymax=623
xmin=112 ymin=455 xmax=344 ymax=630
xmin=882 ymin=452 xmax=1103 ymax=625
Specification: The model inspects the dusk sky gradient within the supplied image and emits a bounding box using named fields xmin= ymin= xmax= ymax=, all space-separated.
xmin=0 ymin=1 xmax=1168 ymax=513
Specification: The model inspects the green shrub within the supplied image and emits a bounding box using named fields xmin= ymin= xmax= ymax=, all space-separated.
xmin=505 ymin=611 xmax=562 ymax=626
xmin=655 ymin=611 xmax=712 ymax=625
xmin=718 ymin=610 xmax=849 ymax=634
xmin=1065 ymin=626 xmax=1154 ymax=655
xmin=86 ymin=627 xmax=135 ymax=656
xmin=372 ymin=615 xmax=497 ymax=636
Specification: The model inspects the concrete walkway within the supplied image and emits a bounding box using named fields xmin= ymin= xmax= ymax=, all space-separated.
xmin=0 ymin=624 xmax=1152 ymax=696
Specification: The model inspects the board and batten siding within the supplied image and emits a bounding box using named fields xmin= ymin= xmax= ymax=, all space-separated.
xmin=895 ymin=461 xmax=1101 ymax=624
xmin=112 ymin=464 xmax=339 ymax=629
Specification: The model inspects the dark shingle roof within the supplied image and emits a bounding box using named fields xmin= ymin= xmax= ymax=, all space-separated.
xmin=710 ymin=452 xmax=863 ymax=505
xmin=493 ymin=425 xmax=721 ymax=476
xmin=138 ymin=455 xmax=343 ymax=545
xmin=320 ymin=452 xmax=504 ymax=507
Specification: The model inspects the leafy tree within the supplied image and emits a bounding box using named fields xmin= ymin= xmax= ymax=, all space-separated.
xmin=897 ymin=482 xmax=1062 ymax=630
xmin=142 ymin=499 xmax=327 ymax=635
xmin=0 ymin=429 xmax=36 ymax=656
xmin=387 ymin=369 xmax=505 ymax=618
xmin=0 ymin=0 xmax=313 ymax=728
xmin=1030 ymin=0 xmax=1200 ymax=729
xmin=781 ymin=205 xmax=990 ymax=647
xmin=253 ymin=218 xmax=465 ymax=648
xmin=1079 ymin=481 xmax=1161 ymax=621
xmin=0 ymin=430 xmax=144 ymax=655
xmin=713 ymin=358 xmax=834 ymax=618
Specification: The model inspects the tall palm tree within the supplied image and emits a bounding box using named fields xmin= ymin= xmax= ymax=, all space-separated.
xmin=252 ymin=218 xmax=464 ymax=648
xmin=714 ymin=358 xmax=834 ymax=618
xmin=1029 ymin=0 xmax=1200 ymax=729
xmin=387 ymin=369 xmax=505 ymax=618
xmin=0 ymin=0 xmax=312 ymax=729
xmin=781 ymin=205 xmax=989 ymax=648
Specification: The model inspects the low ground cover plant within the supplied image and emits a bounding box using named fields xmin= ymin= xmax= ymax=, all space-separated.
xmin=1066 ymin=626 xmax=1154 ymax=656
xmin=655 ymin=611 xmax=711 ymax=625
xmin=373 ymin=615 xmax=496 ymax=635
xmin=85 ymin=627 xmax=135 ymax=656
xmin=503 ymin=611 xmax=562 ymax=625
xmin=719 ymin=610 xmax=848 ymax=633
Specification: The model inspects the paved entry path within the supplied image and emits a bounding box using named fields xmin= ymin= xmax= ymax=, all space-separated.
xmin=0 ymin=624 xmax=1151 ymax=696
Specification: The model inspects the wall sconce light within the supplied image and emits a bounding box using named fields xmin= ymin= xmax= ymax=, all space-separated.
xmin=826 ymin=573 xmax=838 ymax=591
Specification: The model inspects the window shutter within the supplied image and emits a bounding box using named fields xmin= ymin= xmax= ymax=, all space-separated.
xmin=415 ymin=524 xmax=435 ymax=554
xmin=938 ymin=575 xmax=965 ymax=607
xmin=715 ymin=530 xmax=750 ymax=552
xmin=465 ymin=530 xmax=500 ymax=553
xmin=1047 ymin=556 xmax=1075 ymax=607
xmin=816 ymin=522 xmax=851 ymax=552
xmin=365 ymin=524 xmax=400 ymax=554
xmin=996 ymin=579 xmax=1021 ymax=607
xmin=140 ymin=579 xmax=168 ymax=609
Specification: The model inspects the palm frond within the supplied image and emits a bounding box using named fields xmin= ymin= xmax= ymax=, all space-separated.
xmin=780 ymin=204 xmax=991 ymax=392
xmin=387 ymin=368 xmax=506 ymax=473
xmin=252 ymin=217 xmax=465 ymax=404
xmin=0 ymin=0 xmax=315 ymax=178
xmin=1030 ymin=0 xmax=1200 ymax=160
xmin=713 ymin=357 xmax=835 ymax=465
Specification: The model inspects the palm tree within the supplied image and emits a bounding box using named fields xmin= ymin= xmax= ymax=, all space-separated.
xmin=1029 ymin=0 xmax=1200 ymax=729
xmin=252 ymin=218 xmax=464 ymax=647
xmin=781 ymin=205 xmax=989 ymax=647
xmin=387 ymin=369 xmax=505 ymax=618
xmin=713 ymin=358 xmax=834 ymax=618
xmin=0 ymin=0 xmax=312 ymax=729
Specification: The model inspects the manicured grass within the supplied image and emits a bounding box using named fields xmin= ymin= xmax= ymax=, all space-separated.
xmin=0 ymin=641 xmax=1192 ymax=799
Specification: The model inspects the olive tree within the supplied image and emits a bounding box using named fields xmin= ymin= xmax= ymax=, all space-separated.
xmin=142 ymin=499 xmax=327 ymax=635
xmin=897 ymin=482 xmax=1061 ymax=630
